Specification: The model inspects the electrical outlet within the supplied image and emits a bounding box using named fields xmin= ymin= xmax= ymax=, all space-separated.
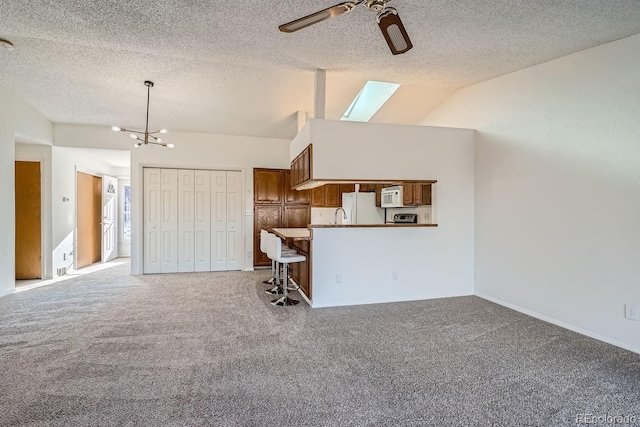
xmin=424 ymin=213 xmax=430 ymax=221
xmin=245 ymin=210 xmax=252 ymax=216
xmin=392 ymin=270 xmax=398 ymax=280
xmin=625 ymin=304 xmax=637 ymax=321
xmin=336 ymin=274 xmax=342 ymax=284
xmin=247 ymin=250 xmax=252 ymax=258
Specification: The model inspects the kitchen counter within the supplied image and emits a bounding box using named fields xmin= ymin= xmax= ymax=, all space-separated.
xmin=308 ymin=223 xmax=437 ymax=228
xmin=271 ymin=227 xmax=312 ymax=241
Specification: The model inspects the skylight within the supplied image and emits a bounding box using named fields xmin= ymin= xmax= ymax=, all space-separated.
xmin=340 ymin=80 xmax=401 ymax=122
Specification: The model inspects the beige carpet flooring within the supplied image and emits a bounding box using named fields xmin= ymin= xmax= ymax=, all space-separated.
xmin=1 ymin=261 xmax=639 ymax=426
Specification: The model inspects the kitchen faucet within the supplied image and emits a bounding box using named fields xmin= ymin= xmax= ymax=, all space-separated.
xmin=334 ymin=207 xmax=347 ymax=224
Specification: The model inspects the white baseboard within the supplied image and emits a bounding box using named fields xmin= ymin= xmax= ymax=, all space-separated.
xmin=476 ymin=292 xmax=640 ymax=355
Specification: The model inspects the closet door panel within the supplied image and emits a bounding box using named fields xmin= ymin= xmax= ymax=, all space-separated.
xmin=194 ymin=170 xmax=211 ymax=272
xmin=226 ymin=171 xmax=243 ymax=271
xmin=211 ymin=171 xmax=227 ymax=271
xmin=178 ymin=170 xmax=195 ymax=272
xmin=161 ymin=169 xmax=178 ymax=273
xmin=143 ymin=168 xmax=162 ymax=274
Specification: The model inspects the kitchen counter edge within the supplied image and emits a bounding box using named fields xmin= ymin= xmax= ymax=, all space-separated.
xmin=308 ymin=224 xmax=438 ymax=228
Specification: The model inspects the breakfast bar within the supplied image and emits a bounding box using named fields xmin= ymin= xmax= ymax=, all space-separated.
xmin=268 ymin=221 xmax=474 ymax=309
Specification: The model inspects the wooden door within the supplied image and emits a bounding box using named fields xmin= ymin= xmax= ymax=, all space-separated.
xmin=77 ymin=172 xmax=102 ymax=269
xmin=15 ymin=161 xmax=41 ymax=279
xmin=254 ymin=169 xmax=283 ymax=204
xmin=254 ymin=205 xmax=282 ymax=266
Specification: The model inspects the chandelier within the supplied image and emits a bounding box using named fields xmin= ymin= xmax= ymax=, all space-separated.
xmin=112 ymin=80 xmax=174 ymax=148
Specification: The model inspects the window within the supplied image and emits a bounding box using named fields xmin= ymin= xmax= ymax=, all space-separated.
xmin=123 ymin=185 xmax=131 ymax=241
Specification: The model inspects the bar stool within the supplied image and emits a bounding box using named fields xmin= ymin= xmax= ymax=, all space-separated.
xmin=266 ymin=234 xmax=305 ymax=306
xmin=260 ymin=230 xmax=296 ymax=295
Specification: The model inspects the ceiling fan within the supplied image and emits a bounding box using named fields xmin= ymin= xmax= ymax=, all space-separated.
xmin=279 ymin=0 xmax=413 ymax=55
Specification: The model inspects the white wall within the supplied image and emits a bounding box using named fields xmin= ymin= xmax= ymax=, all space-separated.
xmin=306 ymin=122 xmax=475 ymax=307
xmin=15 ymin=143 xmax=53 ymax=279
xmin=51 ymin=147 xmax=120 ymax=276
xmin=0 ymin=83 xmax=53 ymax=295
xmin=54 ymin=125 xmax=291 ymax=275
xmin=422 ymin=34 xmax=640 ymax=353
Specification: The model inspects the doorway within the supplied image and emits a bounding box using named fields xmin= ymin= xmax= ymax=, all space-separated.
xmin=76 ymin=172 xmax=102 ymax=269
xmin=15 ymin=161 xmax=42 ymax=279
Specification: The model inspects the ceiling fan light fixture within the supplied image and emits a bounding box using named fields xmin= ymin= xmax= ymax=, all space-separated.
xmin=279 ymin=2 xmax=358 ymax=33
xmin=112 ymin=81 xmax=175 ymax=149
xmin=377 ymin=7 xmax=412 ymax=55
xmin=0 ymin=38 xmax=14 ymax=51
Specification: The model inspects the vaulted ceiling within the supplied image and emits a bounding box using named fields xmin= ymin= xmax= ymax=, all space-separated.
xmin=2 ymin=0 xmax=640 ymax=139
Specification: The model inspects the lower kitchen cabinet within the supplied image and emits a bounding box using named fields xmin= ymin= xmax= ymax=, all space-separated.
xmin=291 ymin=241 xmax=311 ymax=299
xmin=285 ymin=206 xmax=311 ymax=228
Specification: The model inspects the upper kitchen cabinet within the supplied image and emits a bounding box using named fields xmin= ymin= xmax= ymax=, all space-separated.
xmin=290 ymin=144 xmax=312 ymax=188
xmin=311 ymin=184 xmax=340 ymax=208
xmin=284 ymin=170 xmax=309 ymax=204
xmin=254 ymin=168 xmax=283 ymax=204
xmin=403 ymin=183 xmax=432 ymax=206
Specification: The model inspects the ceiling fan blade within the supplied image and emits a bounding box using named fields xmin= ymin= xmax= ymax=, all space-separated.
xmin=377 ymin=9 xmax=413 ymax=55
xmin=279 ymin=2 xmax=357 ymax=33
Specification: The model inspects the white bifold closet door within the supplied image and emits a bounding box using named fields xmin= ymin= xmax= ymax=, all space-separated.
xmin=144 ymin=168 xmax=242 ymax=274
xmin=177 ymin=170 xmax=195 ymax=272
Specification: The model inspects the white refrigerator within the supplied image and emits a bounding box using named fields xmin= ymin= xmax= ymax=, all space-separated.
xmin=341 ymin=192 xmax=385 ymax=225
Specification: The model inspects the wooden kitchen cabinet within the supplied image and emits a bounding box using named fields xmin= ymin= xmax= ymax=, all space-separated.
xmin=254 ymin=169 xmax=283 ymax=204
xmin=325 ymin=184 xmax=340 ymax=207
xmin=284 ymin=170 xmax=309 ymax=204
xmin=291 ymin=240 xmax=311 ymax=298
xmin=358 ymin=184 xmax=376 ymax=192
xmin=290 ymin=144 xmax=312 ymax=187
xmin=310 ymin=184 xmax=340 ymax=207
xmin=311 ymin=185 xmax=325 ymax=207
xmin=285 ymin=205 xmax=311 ymax=228
xmin=253 ymin=205 xmax=282 ymax=265
xmin=402 ymin=183 xmax=432 ymax=206
xmin=254 ymin=168 xmax=310 ymax=267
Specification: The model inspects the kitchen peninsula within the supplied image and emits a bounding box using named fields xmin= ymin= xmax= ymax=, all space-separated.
xmin=282 ymin=119 xmax=475 ymax=308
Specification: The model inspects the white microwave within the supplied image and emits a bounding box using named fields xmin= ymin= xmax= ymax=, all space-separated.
xmin=381 ymin=186 xmax=403 ymax=208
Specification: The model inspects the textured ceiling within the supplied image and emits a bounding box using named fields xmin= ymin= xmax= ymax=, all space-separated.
xmin=1 ymin=0 xmax=640 ymax=140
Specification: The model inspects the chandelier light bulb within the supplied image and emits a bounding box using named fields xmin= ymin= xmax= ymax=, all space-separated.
xmin=160 ymin=129 xmax=168 ymax=134
xmin=130 ymin=133 xmax=138 ymax=140
xmin=156 ymin=138 xmax=162 ymax=143
xmin=167 ymin=143 xmax=175 ymax=149
xmin=133 ymin=143 xmax=141 ymax=148
xmin=111 ymin=126 xmax=121 ymax=132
